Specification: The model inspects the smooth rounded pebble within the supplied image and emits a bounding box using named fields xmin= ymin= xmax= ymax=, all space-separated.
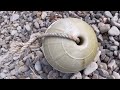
xmin=108 ymin=60 xmax=116 ymax=70
xmin=108 ymin=26 xmax=120 ymax=36
xmin=70 ymin=72 xmax=82 ymax=79
xmin=41 ymin=12 xmax=47 ymax=19
xmin=84 ymin=62 xmax=98 ymax=75
xmin=25 ymin=24 xmax=31 ymax=31
xmin=35 ymin=61 xmax=41 ymax=72
xmin=98 ymin=22 xmax=110 ymax=33
xmin=10 ymin=14 xmax=19 ymax=21
xmin=113 ymin=71 xmax=120 ymax=79
xmin=104 ymin=11 xmax=113 ymax=18
xmin=34 ymin=22 xmax=39 ymax=28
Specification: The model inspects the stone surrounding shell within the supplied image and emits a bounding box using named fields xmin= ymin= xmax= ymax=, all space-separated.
xmin=42 ymin=18 xmax=98 ymax=73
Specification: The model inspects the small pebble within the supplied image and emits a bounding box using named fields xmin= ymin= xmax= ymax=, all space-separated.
xmin=98 ymin=34 xmax=103 ymax=41
xmin=84 ymin=76 xmax=90 ymax=79
xmin=94 ymin=50 xmax=101 ymax=62
xmin=70 ymin=72 xmax=82 ymax=79
xmin=114 ymin=41 xmax=119 ymax=46
xmin=91 ymin=24 xmax=100 ymax=34
xmin=99 ymin=62 xmax=107 ymax=70
xmin=10 ymin=14 xmax=19 ymax=21
xmin=84 ymin=62 xmax=98 ymax=75
xmin=113 ymin=71 xmax=120 ymax=79
xmin=114 ymin=51 xmax=118 ymax=56
xmin=25 ymin=24 xmax=31 ymax=31
xmin=104 ymin=11 xmax=113 ymax=18
xmin=41 ymin=12 xmax=47 ymax=19
xmin=35 ymin=61 xmax=42 ymax=72
xmin=0 ymin=72 xmax=6 ymax=78
xmin=34 ymin=21 xmax=39 ymax=28
xmin=108 ymin=26 xmax=120 ymax=36
xmin=92 ymin=73 xmax=99 ymax=79
xmin=98 ymin=69 xmax=109 ymax=78
xmin=11 ymin=30 xmax=17 ymax=35
xmin=18 ymin=65 xmax=29 ymax=73
xmin=108 ymin=60 xmax=116 ymax=69
xmin=110 ymin=46 xmax=118 ymax=51
xmin=98 ymin=22 xmax=110 ymax=33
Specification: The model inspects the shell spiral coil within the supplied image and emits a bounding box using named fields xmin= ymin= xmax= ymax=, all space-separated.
xmin=42 ymin=18 xmax=98 ymax=73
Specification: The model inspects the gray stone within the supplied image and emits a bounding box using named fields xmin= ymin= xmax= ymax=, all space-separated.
xmin=17 ymin=26 xmax=22 ymax=31
xmin=91 ymin=24 xmax=100 ymax=34
xmin=84 ymin=62 xmax=98 ymax=75
xmin=0 ymin=72 xmax=6 ymax=78
xmin=104 ymin=11 xmax=113 ymax=18
xmin=110 ymin=46 xmax=118 ymax=51
xmin=43 ymin=65 xmax=53 ymax=74
xmin=98 ymin=75 xmax=106 ymax=79
xmin=98 ymin=23 xmax=110 ymax=33
xmin=114 ymin=51 xmax=118 ymax=56
xmin=99 ymin=62 xmax=107 ymax=70
xmin=84 ymin=76 xmax=90 ymax=79
xmin=18 ymin=65 xmax=29 ymax=73
xmin=92 ymin=73 xmax=99 ymax=79
xmin=35 ymin=61 xmax=42 ymax=72
xmin=108 ymin=26 xmax=120 ymax=36
xmin=10 ymin=14 xmax=19 ymax=21
xmin=25 ymin=24 xmax=31 ymax=31
xmin=108 ymin=60 xmax=116 ymax=69
xmin=113 ymin=71 xmax=120 ymax=79
xmin=47 ymin=70 xmax=59 ymax=79
xmin=98 ymin=34 xmax=103 ymax=41
xmin=70 ymin=72 xmax=82 ymax=79
xmin=34 ymin=21 xmax=39 ymax=28
xmin=98 ymin=69 xmax=109 ymax=78
xmin=11 ymin=30 xmax=17 ymax=35
xmin=41 ymin=12 xmax=47 ymax=19
xmin=114 ymin=41 xmax=119 ymax=46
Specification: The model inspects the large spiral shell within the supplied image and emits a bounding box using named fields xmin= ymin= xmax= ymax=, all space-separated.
xmin=42 ymin=18 xmax=98 ymax=73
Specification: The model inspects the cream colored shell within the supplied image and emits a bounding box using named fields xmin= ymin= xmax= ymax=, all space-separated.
xmin=42 ymin=18 xmax=98 ymax=73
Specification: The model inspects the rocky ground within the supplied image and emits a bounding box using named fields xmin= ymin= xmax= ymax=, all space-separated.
xmin=0 ymin=11 xmax=120 ymax=79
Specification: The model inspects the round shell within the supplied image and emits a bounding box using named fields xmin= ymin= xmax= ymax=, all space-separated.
xmin=42 ymin=18 xmax=98 ymax=73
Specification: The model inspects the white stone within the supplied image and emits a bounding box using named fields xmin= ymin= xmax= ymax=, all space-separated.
xmin=11 ymin=30 xmax=17 ymax=35
xmin=84 ymin=62 xmax=98 ymax=75
xmin=0 ymin=73 xmax=6 ymax=78
xmin=25 ymin=24 xmax=31 ymax=31
xmin=34 ymin=21 xmax=39 ymax=28
xmin=10 ymin=14 xmax=19 ymax=21
xmin=35 ymin=61 xmax=41 ymax=72
xmin=70 ymin=72 xmax=82 ymax=79
xmin=41 ymin=12 xmax=47 ymax=19
xmin=104 ymin=11 xmax=113 ymax=18
xmin=113 ymin=71 xmax=120 ymax=79
xmin=108 ymin=26 xmax=120 ymax=36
